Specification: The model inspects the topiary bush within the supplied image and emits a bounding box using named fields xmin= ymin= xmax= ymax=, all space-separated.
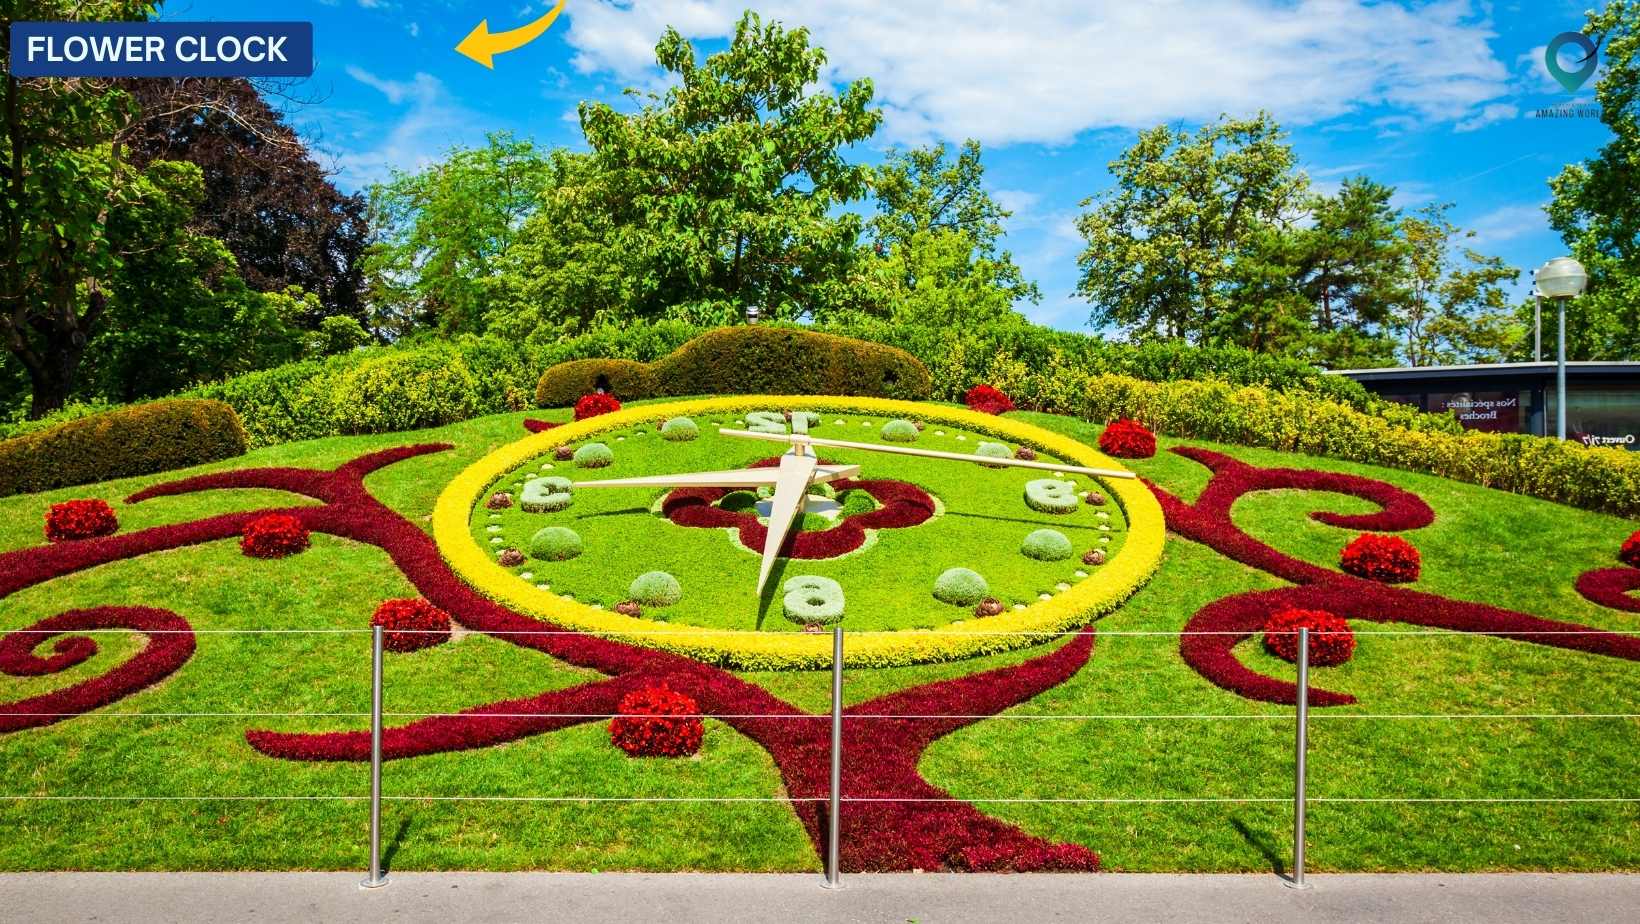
xmin=880 ymin=419 xmax=920 ymax=443
xmin=1620 ymin=530 xmax=1640 ymax=569
xmin=536 ymin=358 xmax=657 ymax=407
xmin=1021 ymin=529 xmax=1073 ymax=561
xmin=241 ymin=514 xmax=310 ymax=559
xmin=1339 ymin=533 xmax=1421 ymax=583
xmin=529 ymin=526 xmax=583 ymax=561
xmin=0 ymin=399 xmax=247 ymax=498
xmin=1098 ymin=418 xmax=1157 ymax=459
xmin=573 ymin=392 xmax=622 ymax=420
xmin=330 ymin=348 xmax=479 ymax=435
xmin=609 ymin=686 xmax=704 ymax=757
xmin=629 ymin=571 xmax=683 ymax=607
xmin=965 ymin=384 xmax=1015 ymax=415
xmin=1262 ymin=608 xmax=1356 ymax=666
xmin=933 ymin=567 xmax=989 ymax=606
xmin=520 ymin=476 xmax=573 ymax=513
xmin=661 ymin=417 xmax=700 ymax=442
xmin=1024 ymin=479 xmax=1080 ymax=514
xmin=975 ymin=441 xmax=1012 ymax=468
xmin=573 ymin=442 xmax=614 ymax=468
xmin=44 ymin=499 xmax=119 ymax=542
xmin=370 ymin=598 xmax=453 ymax=653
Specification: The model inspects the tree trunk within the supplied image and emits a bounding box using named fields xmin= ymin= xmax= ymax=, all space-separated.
xmin=24 ymin=331 xmax=85 ymax=419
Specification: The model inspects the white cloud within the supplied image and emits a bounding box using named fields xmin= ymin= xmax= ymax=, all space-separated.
xmin=1454 ymin=102 xmax=1519 ymax=132
xmin=1465 ymin=202 xmax=1549 ymax=248
xmin=992 ymin=188 xmax=1042 ymax=219
xmin=336 ymin=67 xmax=485 ymax=185
xmin=561 ymin=0 xmax=1515 ymax=147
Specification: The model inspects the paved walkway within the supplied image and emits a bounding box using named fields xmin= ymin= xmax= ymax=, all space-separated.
xmin=2 ymin=872 xmax=1636 ymax=923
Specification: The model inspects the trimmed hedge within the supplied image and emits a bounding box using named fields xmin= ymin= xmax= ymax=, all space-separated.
xmin=0 ymin=399 xmax=247 ymax=497
xmin=535 ymin=326 xmax=933 ymax=407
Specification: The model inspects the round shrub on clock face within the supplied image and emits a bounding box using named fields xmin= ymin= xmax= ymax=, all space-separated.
xmin=573 ymin=442 xmax=614 ymax=468
xmin=1024 ymin=479 xmax=1080 ymax=514
xmin=486 ymin=492 xmax=513 ymax=510
xmin=529 ymin=526 xmax=583 ymax=561
xmin=370 ymin=598 xmax=453 ymax=652
xmin=497 ymin=548 xmax=525 ymax=567
xmin=520 ymin=476 xmax=573 ymax=513
xmin=44 ymin=499 xmax=119 ymax=542
xmin=1620 ymin=531 xmax=1640 ymax=568
xmin=573 ymin=392 xmax=622 ymax=421
xmin=782 ymin=575 xmax=845 ymax=625
xmin=933 ymin=567 xmax=990 ymax=606
xmin=240 ymin=514 xmax=309 ymax=559
xmin=609 ymin=686 xmax=704 ymax=758
xmin=629 ymin=571 xmax=683 ymax=607
xmin=1021 ymin=529 xmax=1074 ymax=562
xmin=1339 ymin=533 xmax=1420 ymax=583
xmin=1098 ymin=418 xmax=1157 ymax=459
xmin=1262 ymin=608 xmax=1356 ymax=667
xmin=661 ymin=417 xmax=700 ymax=442
xmin=975 ymin=441 xmax=1012 ymax=468
xmin=880 ymin=419 xmax=919 ymax=443
xmin=965 ymin=384 xmax=1015 ymax=415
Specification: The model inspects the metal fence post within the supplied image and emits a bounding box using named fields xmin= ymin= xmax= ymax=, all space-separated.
xmin=361 ymin=624 xmax=388 ymax=890
xmin=1287 ymin=626 xmax=1311 ymax=890
xmin=823 ymin=625 xmax=844 ymax=890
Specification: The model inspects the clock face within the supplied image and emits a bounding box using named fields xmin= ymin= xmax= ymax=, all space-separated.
xmin=437 ymin=397 xmax=1164 ymax=668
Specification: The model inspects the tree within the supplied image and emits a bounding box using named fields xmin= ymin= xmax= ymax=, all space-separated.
xmin=1395 ymin=204 xmax=1519 ymax=366
xmin=568 ymin=12 xmax=882 ymax=322
xmin=364 ymin=132 xmax=550 ymax=337
xmin=1543 ymin=1 xmax=1640 ymax=360
xmin=121 ymin=78 xmax=368 ymax=326
xmin=1074 ymin=112 xmax=1307 ymax=341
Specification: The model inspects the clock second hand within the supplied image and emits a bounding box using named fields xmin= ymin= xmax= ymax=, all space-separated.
xmin=718 ymin=428 xmax=1138 ymax=480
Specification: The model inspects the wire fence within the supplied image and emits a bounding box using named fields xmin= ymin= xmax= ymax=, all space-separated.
xmin=2 ymin=623 xmax=1636 ymax=889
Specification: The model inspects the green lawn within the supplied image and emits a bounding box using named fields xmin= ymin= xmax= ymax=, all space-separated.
xmin=1 ymin=403 xmax=1636 ymax=872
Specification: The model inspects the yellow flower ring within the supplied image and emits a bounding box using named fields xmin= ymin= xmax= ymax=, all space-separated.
xmin=434 ymin=396 xmax=1166 ymax=670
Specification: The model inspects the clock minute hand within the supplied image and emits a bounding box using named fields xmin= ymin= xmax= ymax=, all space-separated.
xmin=574 ymin=462 xmax=861 ymax=491
xmin=718 ymin=429 xmax=1138 ymax=480
xmin=757 ymin=453 xmax=819 ymax=596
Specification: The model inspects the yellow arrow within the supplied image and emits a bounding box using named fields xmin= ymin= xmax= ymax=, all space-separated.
xmin=455 ymin=0 xmax=567 ymax=69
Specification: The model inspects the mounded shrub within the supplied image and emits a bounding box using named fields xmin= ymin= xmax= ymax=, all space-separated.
xmin=975 ymin=441 xmax=1012 ymax=468
xmin=1024 ymin=479 xmax=1080 ymax=514
xmin=1620 ymin=531 xmax=1640 ymax=569
xmin=1021 ymin=529 xmax=1073 ymax=561
xmin=573 ymin=392 xmax=622 ymax=420
xmin=629 ymin=571 xmax=683 ymax=607
xmin=241 ymin=514 xmax=310 ymax=559
xmin=0 ymin=399 xmax=247 ymax=498
xmin=1262 ymin=608 xmax=1356 ymax=666
xmin=965 ymin=384 xmax=1015 ymax=415
xmin=653 ymin=327 xmax=931 ymax=400
xmin=370 ymin=598 xmax=453 ymax=653
xmin=1099 ymin=418 xmax=1157 ymax=459
xmin=520 ymin=476 xmax=573 ymax=513
xmin=661 ymin=417 xmax=700 ymax=442
xmin=609 ymin=686 xmax=704 ymax=757
xmin=330 ymin=348 xmax=479 ymax=435
xmin=573 ymin=442 xmax=614 ymax=468
xmin=529 ymin=526 xmax=583 ymax=561
xmin=497 ymin=548 xmax=525 ymax=567
xmin=880 ymin=419 xmax=919 ymax=443
xmin=781 ymin=575 xmax=846 ymax=625
xmin=933 ymin=567 xmax=989 ymax=606
xmin=1339 ymin=534 xmax=1421 ymax=583
xmin=44 ymin=499 xmax=119 ymax=542
xmin=536 ymin=359 xmax=657 ymax=407
xmin=486 ymin=492 xmax=513 ymax=510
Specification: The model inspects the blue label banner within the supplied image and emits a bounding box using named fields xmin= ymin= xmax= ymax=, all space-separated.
xmin=9 ymin=22 xmax=313 ymax=78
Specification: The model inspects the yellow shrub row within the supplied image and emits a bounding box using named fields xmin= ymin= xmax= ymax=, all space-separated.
xmin=433 ymin=396 xmax=1166 ymax=670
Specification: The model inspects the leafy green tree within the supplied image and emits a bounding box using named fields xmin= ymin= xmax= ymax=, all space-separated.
xmin=1543 ymin=1 xmax=1640 ymax=360
xmin=1288 ymin=178 xmax=1407 ymax=366
xmin=364 ymin=132 xmax=550 ymax=337
xmin=1396 ymin=204 xmax=1520 ymax=366
xmin=1074 ymin=112 xmax=1307 ymax=341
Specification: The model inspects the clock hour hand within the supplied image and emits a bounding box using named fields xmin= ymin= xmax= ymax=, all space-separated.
xmin=718 ymin=428 xmax=1137 ymax=480
xmin=575 ymin=462 xmax=860 ymax=491
xmin=757 ymin=453 xmax=819 ymax=596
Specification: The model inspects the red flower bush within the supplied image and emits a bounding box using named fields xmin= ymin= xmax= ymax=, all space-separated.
xmin=609 ymin=686 xmax=703 ymax=757
xmin=239 ymin=514 xmax=310 ymax=559
xmin=1339 ymin=533 xmax=1420 ymax=583
xmin=44 ymin=499 xmax=119 ymax=542
xmin=1620 ymin=530 xmax=1640 ymax=568
xmin=963 ymin=384 xmax=1014 ymax=415
xmin=371 ymin=598 xmax=453 ymax=652
xmin=1098 ymin=418 xmax=1156 ymax=459
xmin=573 ymin=392 xmax=622 ymax=421
xmin=1262 ymin=608 xmax=1355 ymax=666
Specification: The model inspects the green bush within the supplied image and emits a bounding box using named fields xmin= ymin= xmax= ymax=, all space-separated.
xmin=1021 ymin=529 xmax=1073 ymax=561
xmin=573 ymin=442 xmax=614 ymax=468
xmin=330 ymin=349 xmax=480 ymax=435
xmin=933 ymin=567 xmax=989 ymax=606
xmin=529 ymin=526 xmax=583 ymax=561
xmin=0 ymin=399 xmax=247 ymax=497
xmin=191 ymin=356 xmax=340 ymax=446
xmin=661 ymin=417 xmax=700 ymax=442
xmin=535 ymin=358 xmax=658 ymax=407
xmin=975 ymin=441 xmax=1012 ymax=468
xmin=880 ymin=419 xmax=919 ymax=442
xmin=629 ymin=570 xmax=683 ymax=607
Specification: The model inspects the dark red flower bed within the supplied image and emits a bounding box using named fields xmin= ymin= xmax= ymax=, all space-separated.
xmin=964 ymin=384 xmax=1014 ymax=415
xmin=0 ymin=607 xmax=195 ymax=733
xmin=1340 ymin=533 xmax=1420 ymax=583
xmin=522 ymin=418 xmax=560 ymax=433
xmin=1262 ymin=608 xmax=1355 ymax=666
xmin=573 ymin=393 xmax=622 ymax=420
xmin=1576 ymin=567 xmax=1640 ymax=613
xmin=1098 ymin=418 xmax=1156 ymax=459
xmin=1621 ymin=530 xmax=1640 ymax=568
xmin=661 ymin=459 xmax=935 ymax=559
xmin=609 ymin=686 xmax=704 ymax=757
xmin=371 ymin=598 xmax=453 ymax=652
xmin=44 ymin=499 xmax=119 ymax=542
xmin=240 ymin=514 xmax=310 ymax=558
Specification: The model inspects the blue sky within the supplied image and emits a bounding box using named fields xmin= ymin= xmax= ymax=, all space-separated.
xmin=182 ymin=0 xmax=1614 ymax=332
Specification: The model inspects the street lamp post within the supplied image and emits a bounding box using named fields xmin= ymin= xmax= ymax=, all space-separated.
xmin=1535 ymin=257 xmax=1588 ymax=441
